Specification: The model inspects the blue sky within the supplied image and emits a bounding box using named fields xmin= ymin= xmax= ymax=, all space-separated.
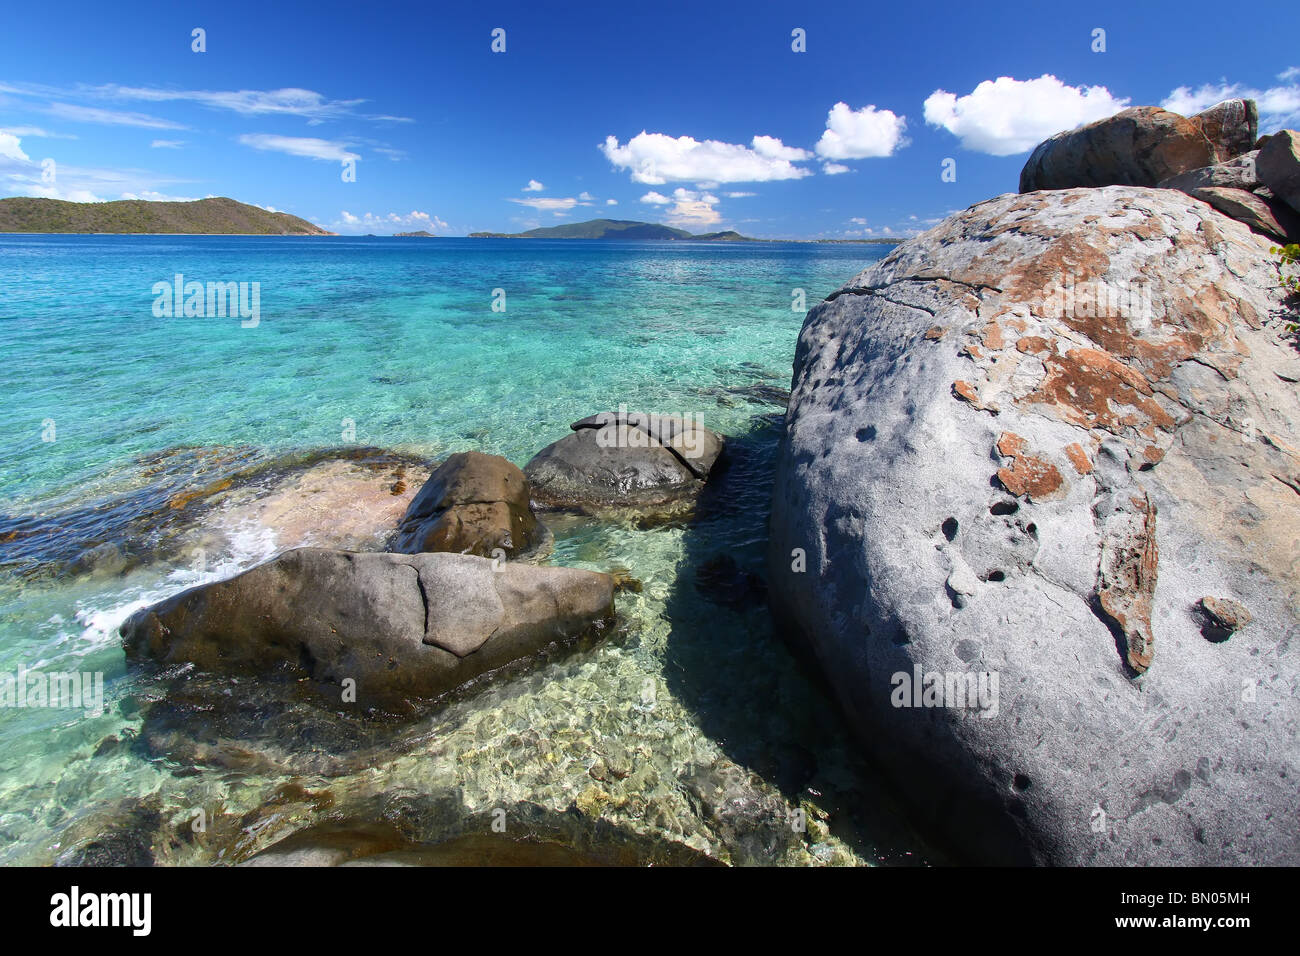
xmin=1 ymin=0 xmax=1297 ymax=237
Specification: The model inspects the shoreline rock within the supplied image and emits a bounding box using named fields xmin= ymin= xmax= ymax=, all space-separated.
xmin=769 ymin=184 xmax=1300 ymax=865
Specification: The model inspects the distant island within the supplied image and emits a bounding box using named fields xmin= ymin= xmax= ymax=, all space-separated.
xmin=393 ymin=230 xmax=437 ymax=237
xmin=468 ymin=218 xmax=900 ymax=243
xmin=0 ymin=197 xmax=333 ymax=235
xmin=469 ymin=219 xmax=756 ymax=241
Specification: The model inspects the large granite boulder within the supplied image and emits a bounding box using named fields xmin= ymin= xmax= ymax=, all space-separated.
xmin=391 ymin=451 xmax=541 ymax=559
xmin=768 ymin=186 xmax=1300 ymax=865
xmin=122 ymin=548 xmax=615 ymax=708
xmin=1020 ymin=100 xmax=1257 ymax=193
xmin=525 ymin=410 xmax=724 ymax=513
xmin=1257 ymin=129 xmax=1300 ymax=215
xmin=1157 ymin=150 xmax=1260 ymax=194
xmin=1187 ymin=186 xmax=1300 ymax=242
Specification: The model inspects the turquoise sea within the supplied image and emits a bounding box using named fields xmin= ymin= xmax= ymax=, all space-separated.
xmin=0 ymin=235 xmax=932 ymax=865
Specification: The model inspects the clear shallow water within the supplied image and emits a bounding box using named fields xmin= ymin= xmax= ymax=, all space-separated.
xmin=0 ymin=235 xmax=931 ymax=865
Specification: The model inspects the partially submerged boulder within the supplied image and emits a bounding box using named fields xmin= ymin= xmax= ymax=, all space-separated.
xmin=122 ymin=548 xmax=615 ymax=708
xmin=1020 ymin=100 xmax=1257 ymax=192
xmin=391 ymin=451 xmax=541 ymax=559
xmin=525 ymin=410 xmax=724 ymax=514
xmin=769 ymin=185 xmax=1300 ymax=865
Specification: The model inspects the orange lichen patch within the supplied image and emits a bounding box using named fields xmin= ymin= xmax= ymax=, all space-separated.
xmin=995 ymin=431 xmax=1065 ymax=500
xmin=1016 ymin=336 xmax=1052 ymax=355
xmin=924 ymin=326 xmax=947 ymax=340
xmin=962 ymin=343 xmax=984 ymax=360
xmin=1020 ymin=347 xmax=1176 ymax=435
xmin=1143 ymin=445 xmax=1166 ymax=465
xmin=981 ymin=323 xmax=1007 ymax=350
xmin=1064 ymin=442 xmax=1093 ymax=475
xmin=997 ymin=457 xmax=1063 ymax=500
xmin=997 ymin=431 xmax=1027 ymax=457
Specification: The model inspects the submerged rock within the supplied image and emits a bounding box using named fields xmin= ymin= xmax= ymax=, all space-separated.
xmin=122 ymin=548 xmax=615 ymax=709
xmin=391 ymin=451 xmax=542 ymax=559
xmin=769 ymin=185 xmax=1300 ymax=865
xmin=1020 ymin=100 xmax=1257 ymax=192
xmin=525 ymin=411 xmax=725 ymax=514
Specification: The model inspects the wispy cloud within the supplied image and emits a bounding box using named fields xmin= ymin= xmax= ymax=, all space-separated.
xmin=150 ymin=139 xmax=185 ymax=149
xmin=45 ymin=102 xmax=187 ymax=130
xmin=507 ymin=196 xmax=591 ymax=215
xmin=237 ymin=134 xmax=359 ymax=162
xmin=0 ymin=80 xmax=412 ymax=125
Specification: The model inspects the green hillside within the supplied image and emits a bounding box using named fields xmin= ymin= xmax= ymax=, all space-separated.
xmin=0 ymin=196 xmax=333 ymax=235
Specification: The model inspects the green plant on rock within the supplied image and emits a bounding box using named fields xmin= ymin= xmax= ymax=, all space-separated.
xmin=1271 ymin=244 xmax=1300 ymax=334
xmin=1273 ymin=243 xmax=1300 ymax=293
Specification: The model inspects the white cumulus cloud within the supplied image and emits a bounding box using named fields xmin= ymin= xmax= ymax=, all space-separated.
xmin=815 ymin=103 xmax=909 ymax=160
xmin=923 ymin=75 xmax=1129 ymax=156
xmin=601 ymin=131 xmax=812 ymax=184
xmin=524 ymin=179 xmax=544 ymax=191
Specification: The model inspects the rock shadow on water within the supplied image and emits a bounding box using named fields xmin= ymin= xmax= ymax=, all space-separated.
xmin=659 ymin=413 xmax=942 ymax=865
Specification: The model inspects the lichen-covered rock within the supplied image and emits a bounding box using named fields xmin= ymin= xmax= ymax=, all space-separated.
xmin=769 ymin=186 xmax=1300 ymax=865
xmin=525 ymin=411 xmax=724 ymax=514
xmin=391 ymin=451 xmax=541 ymax=559
xmin=1020 ymin=101 xmax=1257 ymax=193
xmin=122 ymin=548 xmax=615 ymax=709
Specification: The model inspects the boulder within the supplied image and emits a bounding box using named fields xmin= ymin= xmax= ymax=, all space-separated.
xmin=1187 ymin=186 xmax=1300 ymax=242
xmin=525 ymin=411 xmax=724 ymax=513
xmin=1020 ymin=100 xmax=1257 ymax=193
xmin=1158 ymin=150 xmax=1259 ymax=193
xmin=391 ymin=451 xmax=541 ymax=559
xmin=1257 ymin=129 xmax=1300 ymax=215
xmin=769 ymin=186 xmax=1300 ymax=865
xmin=122 ymin=548 xmax=615 ymax=708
